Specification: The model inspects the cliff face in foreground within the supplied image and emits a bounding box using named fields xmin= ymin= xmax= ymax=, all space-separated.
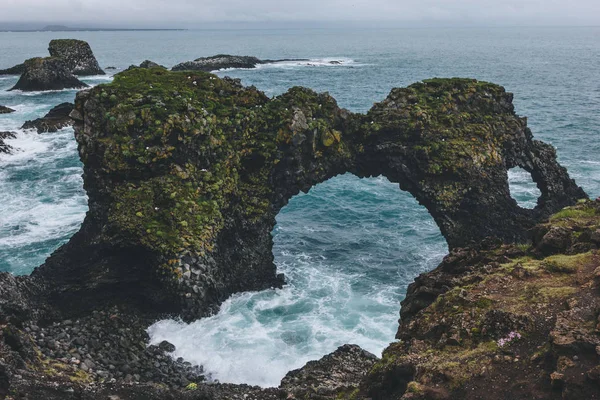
xmin=33 ymin=69 xmax=584 ymax=322
xmin=363 ymin=199 xmax=600 ymax=400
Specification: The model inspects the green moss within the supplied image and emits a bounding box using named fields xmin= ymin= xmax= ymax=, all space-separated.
xmin=538 ymin=286 xmax=577 ymax=300
xmin=550 ymin=207 xmax=597 ymax=221
xmin=542 ymin=253 xmax=593 ymax=274
xmin=406 ymin=381 xmax=424 ymax=394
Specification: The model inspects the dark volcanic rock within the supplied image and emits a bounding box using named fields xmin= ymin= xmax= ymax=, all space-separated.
xmin=9 ymin=57 xmax=88 ymax=92
xmin=140 ymin=60 xmax=166 ymax=69
xmin=280 ymin=344 xmax=378 ymax=398
xmin=363 ymin=199 xmax=600 ymax=400
xmin=48 ymin=39 xmax=105 ymax=76
xmin=0 ymin=63 xmax=24 ymax=75
xmin=0 ymin=105 xmax=15 ymax=114
xmin=33 ymin=70 xmax=585 ymax=324
xmin=126 ymin=60 xmax=167 ymax=71
xmin=0 ymin=131 xmax=16 ymax=154
xmin=171 ymin=54 xmax=263 ymax=71
xmin=22 ymin=103 xmax=75 ymax=133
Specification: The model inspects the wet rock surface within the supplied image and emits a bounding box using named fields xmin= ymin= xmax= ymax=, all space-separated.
xmin=0 ymin=131 xmax=16 ymax=154
xmin=22 ymin=102 xmax=75 ymax=133
xmin=281 ymin=344 xmax=378 ymax=398
xmin=0 ymin=106 xmax=15 ymax=114
xmin=48 ymin=39 xmax=105 ymax=76
xmin=9 ymin=57 xmax=88 ymax=92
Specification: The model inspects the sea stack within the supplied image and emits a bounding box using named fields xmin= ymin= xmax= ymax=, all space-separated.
xmin=9 ymin=57 xmax=88 ymax=92
xmin=48 ymin=39 xmax=105 ymax=76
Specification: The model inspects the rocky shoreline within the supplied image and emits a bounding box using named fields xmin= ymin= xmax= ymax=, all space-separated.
xmin=0 ymin=63 xmax=598 ymax=399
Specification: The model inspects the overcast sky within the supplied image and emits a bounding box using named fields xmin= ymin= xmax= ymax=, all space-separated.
xmin=1 ymin=0 xmax=599 ymax=28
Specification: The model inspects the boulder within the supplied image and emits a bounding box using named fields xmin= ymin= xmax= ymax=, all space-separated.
xmin=0 ymin=64 xmax=24 ymax=75
xmin=9 ymin=58 xmax=88 ymax=92
xmin=48 ymin=39 xmax=105 ymax=76
xmin=280 ymin=344 xmax=378 ymax=398
xmin=139 ymin=60 xmax=165 ymax=69
xmin=171 ymin=54 xmax=263 ymax=71
xmin=126 ymin=60 xmax=167 ymax=71
xmin=21 ymin=103 xmax=75 ymax=133
xmin=0 ymin=106 xmax=15 ymax=114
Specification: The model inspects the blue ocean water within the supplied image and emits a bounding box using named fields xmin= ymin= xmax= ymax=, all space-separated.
xmin=1 ymin=27 xmax=599 ymax=387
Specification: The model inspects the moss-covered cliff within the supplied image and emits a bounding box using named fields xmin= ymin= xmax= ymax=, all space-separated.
xmin=33 ymin=69 xmax=585 ymax=321
xmin=363 ymin=199 xmax=600 ymax=400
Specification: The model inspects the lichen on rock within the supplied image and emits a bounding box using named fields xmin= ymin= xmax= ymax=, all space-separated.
xmin=48 ymin=39 xmax=105 ymax=76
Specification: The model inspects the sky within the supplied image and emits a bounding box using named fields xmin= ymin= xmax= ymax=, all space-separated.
xmin=0 ymin=0 xmax=599 ymax=28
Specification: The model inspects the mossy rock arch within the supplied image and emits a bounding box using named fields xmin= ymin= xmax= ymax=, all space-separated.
xmin=34 ymin=69 xmax=586 ymax=320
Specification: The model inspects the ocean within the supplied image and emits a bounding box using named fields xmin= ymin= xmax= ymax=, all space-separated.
xmin=0 ymin=27 xmax=598 ymax=387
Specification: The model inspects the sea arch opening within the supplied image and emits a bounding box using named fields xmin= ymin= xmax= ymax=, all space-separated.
xmin=508 ymin=167 xmax=542 ymax=210
xmin=148 ymin=173 xmax=447 ymax=387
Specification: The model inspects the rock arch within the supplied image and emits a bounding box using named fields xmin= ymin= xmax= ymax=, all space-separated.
xmin=33 ymin=70 xmax=586 ymax=320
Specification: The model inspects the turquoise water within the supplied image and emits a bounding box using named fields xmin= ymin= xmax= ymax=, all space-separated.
xmin=1 ymin=27 xmax=599 ymax=386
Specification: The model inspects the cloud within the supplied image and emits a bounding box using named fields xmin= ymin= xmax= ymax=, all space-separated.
xmin=0 ymin=0 xmax=599 ymax=26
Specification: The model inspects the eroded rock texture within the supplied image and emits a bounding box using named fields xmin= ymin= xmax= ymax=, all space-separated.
xmin=9 ymin=57 xmax=88 ymax=92
xmin=32 ymin=69 xmax=585 ymax=321
xmin=22 ymin=102 xmax=75 ymax=133
xmin=48 ymin=39 xmax=105 ymax=76
xmin=363 ymin=199 xmax=600 ymax=400
xmin=0 ymin=63 xmax=24 ymax=75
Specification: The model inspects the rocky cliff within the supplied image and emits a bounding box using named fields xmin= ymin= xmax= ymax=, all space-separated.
xmin=33 ymin=69 xmax=584 ymax=322
xmin=0 ymin=70 xmax=595 ymax=400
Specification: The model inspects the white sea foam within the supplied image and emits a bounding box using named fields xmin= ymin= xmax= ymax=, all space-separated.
xmin=0 ymin=128 xmax=87 ymax=273
xmin=216 ymin=57 xmax=365 ymax=73
xmin=148 ymin=176 xmax=447 ymax=387
xmin=508 ymin=167 xmax=541 ymax=209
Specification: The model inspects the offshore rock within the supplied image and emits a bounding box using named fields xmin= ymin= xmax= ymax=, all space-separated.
xmin=9 ymin=57 xmax=88 ymax=92
xmin=171 ymin=55 xmax=309 ymax=72
xmin=172 ymin=54 xmax=263 ymax=71
xmin=33 ymin=69 xmax=585 ymax=323
xmin=22 ymin=102 xmax=75 ymax=133
xmin=280 ymin=344 xmax=379 ymax=398
xmin=48 ymin=39 xmax=105 ymax=76
xmin=0 ymin=105 xmax=15 ymax=114
xmin=0 ymin=63 xmax=24 ymax=75
xmin=0 ymin=131 xmax=16 ymax=154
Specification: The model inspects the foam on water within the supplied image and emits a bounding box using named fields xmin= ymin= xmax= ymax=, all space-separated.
xmin=0 ymin=127 xmax=87 ymax=274
xmin=148 ymin=175 xmax=448 ymax=387
xmin=508 ymin=167 xmax=542 ymax=209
